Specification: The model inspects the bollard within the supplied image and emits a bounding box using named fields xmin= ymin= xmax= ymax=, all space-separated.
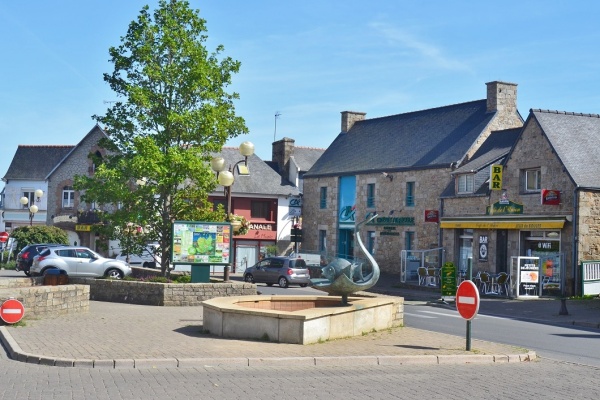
xmin=223 ymin=265 xmax=230 ymax=282
xmin=559 ymin=297 xmax=569 ymax=315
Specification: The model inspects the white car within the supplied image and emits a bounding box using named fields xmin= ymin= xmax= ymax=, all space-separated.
xmin=116 ymin=244 xmax=161 ymax=269
xmin=31 ymin=246 xmax=132 ymax=279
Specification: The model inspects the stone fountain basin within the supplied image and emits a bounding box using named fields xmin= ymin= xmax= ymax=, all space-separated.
xmin=202 ymin=295 xmax=403 ymax=345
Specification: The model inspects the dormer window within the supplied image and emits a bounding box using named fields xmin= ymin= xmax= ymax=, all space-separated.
xmin=457 ymin=174 xmax=474 ymax=194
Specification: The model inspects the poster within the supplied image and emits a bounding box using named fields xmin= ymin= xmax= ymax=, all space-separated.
xmin=171 ymin=221 xmax=232 ymax=265
xmin=517 ymin=257 xmax=540 ymax=297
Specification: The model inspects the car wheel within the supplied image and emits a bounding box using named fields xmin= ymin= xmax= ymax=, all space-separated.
xmin=278 ymin=277 xmax=289 ymax=288
xmin=106 ymin=268 xmax=124 ymax=279
xmin=300 ymin=283 xmax=308 ymax=287
xmin=24 ymin=271 xmax=31 ymax=277
xmin=42 ymin=268 xmax=58 ymax=276
xmin=244 ymin=274 xmax=254 ymax=283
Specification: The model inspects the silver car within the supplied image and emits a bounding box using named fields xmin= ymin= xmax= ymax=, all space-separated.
xmin=243 ymin=256 xmax=310 ymax=288
xmin=31 ymin=246 xmax=132 ymax=279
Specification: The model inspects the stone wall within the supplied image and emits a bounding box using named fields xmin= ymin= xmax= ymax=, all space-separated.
xmin=69 ymin=278 xmax=257 ymax=306
xmin=0 ymin=277 xmax=89 ymax=319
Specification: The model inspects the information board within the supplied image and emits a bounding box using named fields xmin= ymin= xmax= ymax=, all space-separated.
xmin=171 ymin=221 xmax=232 ymax=265
xmin=517 ymin=256 xmax=540 ymax=297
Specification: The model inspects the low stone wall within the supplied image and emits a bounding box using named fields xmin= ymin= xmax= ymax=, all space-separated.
xmin=0 ymin=277 xmax=89 ymax=320
xmin=69 ymin=278 xmax=257 ymax=306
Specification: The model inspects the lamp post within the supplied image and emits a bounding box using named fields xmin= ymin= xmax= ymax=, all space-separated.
xmin=211 ymin=141 xmax=254 ymax=281
xmin=20 ymin=189 xmax=44 ymax=226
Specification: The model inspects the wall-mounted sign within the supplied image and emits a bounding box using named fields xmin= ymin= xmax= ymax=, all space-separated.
xmin=366 ymin=216 xmax=415 ymax=226
xmin=479 ymin=235 xmax=488 ymax=262
xmin=75 ymin=225 xmax=91 ymax=232
xmin=424 ymin=210 xmax=439 ymax=223
xmin=288 ymin=196 xmax=302 ymax=208
xmin=171 ymin=221 xmax=232 ymax=265
xmin=541 ymin=189 xmax=560 ymax=205
xmin=489 ymin=164 xmax=503 ymax=190
xmin=289 ymin=207 xmax=301 ymax=217
xmin=486 ymin=200 xmax=523 ymax=215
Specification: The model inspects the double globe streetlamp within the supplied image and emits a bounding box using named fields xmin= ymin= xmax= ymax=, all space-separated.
xmin=210 ymin=141 xmax=254 ymax=281
xmin=20 ymin=189 xmax=44 ymax=226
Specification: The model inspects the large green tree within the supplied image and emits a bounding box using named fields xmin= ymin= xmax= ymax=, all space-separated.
xmin=75 ymin=0 xmax=248 ymax=275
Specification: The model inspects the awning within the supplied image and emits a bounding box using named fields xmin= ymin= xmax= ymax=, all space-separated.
xmin=440 ymin=215 xmax=567 ymax=230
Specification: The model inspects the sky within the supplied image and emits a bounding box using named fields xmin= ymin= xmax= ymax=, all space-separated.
xmin=2 ymin=0 xmax=600 ymax=191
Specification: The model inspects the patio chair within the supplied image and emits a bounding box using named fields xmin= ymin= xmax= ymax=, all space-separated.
xmin=495 ymin=272 xmax=509 ymax=296
xmin=417 ymin=267 xmax=427 ymax=285
xmin=479 ymin=272 xmax=491 ymax=293
xmin=427 ymin=267 xmax=439 ymax=286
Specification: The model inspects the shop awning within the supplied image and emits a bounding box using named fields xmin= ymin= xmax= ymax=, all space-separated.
xmin=440 ymin=215 xmax=567 ymax=230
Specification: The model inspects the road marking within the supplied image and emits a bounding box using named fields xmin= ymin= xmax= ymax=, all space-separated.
xmin=403 ymin=312 xmax=436 ymax=319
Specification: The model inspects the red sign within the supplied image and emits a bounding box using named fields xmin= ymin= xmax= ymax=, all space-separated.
xmin=0 ymin=299 xmax=25 ymax=324
xmin=541 ymin=189 xmax=560 ymax=205
xmin=424 ymin=210 xmax=439 ymax=223
xmin=456 ymin=281 xmax=480 ymax=320
xmin=0 ymin=232 xmax=8 ymax=243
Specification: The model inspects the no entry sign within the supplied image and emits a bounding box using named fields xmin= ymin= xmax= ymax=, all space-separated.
xmin=0 ymin=232 xmax=8 ymax=243
xmin=456 ymin=281 xmax=480 ymax=320
xmin=1 ymin=299 xmax=25 ymax=324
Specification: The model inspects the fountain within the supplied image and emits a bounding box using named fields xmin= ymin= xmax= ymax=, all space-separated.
xmin=202 ymin=214 xmax=403 ymax=344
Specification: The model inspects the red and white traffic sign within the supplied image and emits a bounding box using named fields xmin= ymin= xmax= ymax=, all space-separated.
xmin=0 ymin=232 xmax=8 ymax=243
xmin=456 ymin=281 xmax=480 ymax=320
xmin=1 ymin=299 xmax=25 ymax=324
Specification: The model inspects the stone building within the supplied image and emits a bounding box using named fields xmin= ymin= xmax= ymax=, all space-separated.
xmin=302 ymin=81 xmax=523 ymax=276
xmin=441 ymin=109 xmax=600 ymax=297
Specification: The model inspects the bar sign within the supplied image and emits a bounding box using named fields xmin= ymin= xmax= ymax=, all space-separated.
xmin=489 ymin=164 xmax=503 ymax=190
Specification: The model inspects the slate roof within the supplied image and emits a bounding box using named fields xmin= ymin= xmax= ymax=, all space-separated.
xmin=2 ymin=145 xmax=74 ymax=181
xmin=531 ymin=109 xmax=600 ymax=189
xmin=441 ymin=128 xmax=521 ymax=197
xmin=305 ymin=100 xmax=497 ymax=177
xmin=215 ymin=148 xmax=299 ymax=196
xmin=290 ymin=146 xmax=326 ymax=171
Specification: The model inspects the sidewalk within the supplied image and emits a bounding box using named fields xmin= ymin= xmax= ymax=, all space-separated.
xmin=1 ymin=272 xmax=598 ymax=369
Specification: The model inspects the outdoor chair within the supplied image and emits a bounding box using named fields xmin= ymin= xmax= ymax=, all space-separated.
xmin=479 ymin=272 xmax=491 ymax=293
xmin=417 ymin=267 xmax=427 ymax=285
xmin=495 ymin=272 xmax=509 ymax=296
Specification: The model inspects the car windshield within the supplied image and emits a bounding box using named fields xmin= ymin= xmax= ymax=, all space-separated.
xmin=289 ymin=259 xmax=307 ymax=269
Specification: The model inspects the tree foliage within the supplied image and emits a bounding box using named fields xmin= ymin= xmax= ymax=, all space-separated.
xmin=74 ymin=0 xmax=248 ymax=275
xmin=10 ymin=226 xmax=70 ymax=256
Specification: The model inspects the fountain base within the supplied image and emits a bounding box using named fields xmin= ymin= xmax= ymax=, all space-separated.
xmin=202 ymin=295 xmax=403 ymax=344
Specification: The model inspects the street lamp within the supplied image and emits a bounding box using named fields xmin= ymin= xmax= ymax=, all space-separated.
xmin=20 ymin=190 xmax=43 ymax=226
xmin=211 ymin=141 xmax=254 ymax=281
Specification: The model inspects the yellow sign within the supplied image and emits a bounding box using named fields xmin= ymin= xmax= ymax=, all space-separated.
xmin=489 ymin=164 xmax=503 ymax=190
xmin=75 ymin=225 xmax=92 ymax=232
xmin=440 ymin=220 xmax=565 ymax=229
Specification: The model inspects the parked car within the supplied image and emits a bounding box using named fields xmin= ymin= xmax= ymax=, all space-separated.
xmin=243 ymin=256 xmax=310 ymax=288
xmin=116 ymin=244 xmax=161 ymax=269
xmin=16 ymin=243 xmax=64 ymax=276
xmin=31 ymin=246 xmax=132 ymax=279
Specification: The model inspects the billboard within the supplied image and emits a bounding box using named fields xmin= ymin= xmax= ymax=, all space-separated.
xmin=171 ymin=221 xmax=232 ymax=265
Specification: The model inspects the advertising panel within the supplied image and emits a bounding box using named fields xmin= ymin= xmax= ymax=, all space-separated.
xmin=171 ymin=221 xmax=232 ymax=265
xmin=517 ymin=256 xmax=540 ymax=297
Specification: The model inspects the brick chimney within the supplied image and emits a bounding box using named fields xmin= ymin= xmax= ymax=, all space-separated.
xmin=341 ymin=111 xmax=366 ymax=133
xmin=272 ymin=137 xmax=295 ymax=178
xmin=486 ymin=81 xmax=518 ymax=114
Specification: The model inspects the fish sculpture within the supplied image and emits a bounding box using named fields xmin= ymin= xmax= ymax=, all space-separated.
xmin=311 ymin=214 xmax=380 ymax=304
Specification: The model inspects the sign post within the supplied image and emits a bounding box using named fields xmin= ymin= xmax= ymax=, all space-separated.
xmin=456 ymin=280 xmax=480 ymax=350
xmin=0 ymin=298 xmax=25 ymax=324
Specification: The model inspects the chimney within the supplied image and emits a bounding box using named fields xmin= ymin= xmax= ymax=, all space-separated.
xmin=272 ymin=137 xmax=295 ymax=178
xmin=341 ymin=111 xmax=366 ymax=133
xmin=486 ymin=81 xmax=517 ymax=114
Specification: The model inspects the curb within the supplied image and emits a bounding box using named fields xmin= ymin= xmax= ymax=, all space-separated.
xmin=0 ymin=326 xmax=536 ymax=369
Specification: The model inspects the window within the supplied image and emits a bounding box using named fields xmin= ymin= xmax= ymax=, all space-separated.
xmin=319 ymin=230 xmax=327 ymax=252
xmin=457 ymin=174 xmax=474 ymax=194
xmin=367 ymin=231 xmax=376 ymax=255
xmin=62 ymin=186 xmax=75 ymax=208
xmin=366 ymin=183 xmax=375 ymax=208
xmin=319 ymin=187 xmax=327 ymax=209
xmin=213 ymin=198 xmax=226 ymax=212
xmin=525 ymin=168 xmax=541 ymax=191
xmin=251 ymin=200 xmax=270 ymax=219
xmin=405 ymin=231 xmax=414 ymax=251
xmin=21 ymin=191 xmax=35 ymax=208
xmin=406 ymin=182 xmax=415 ymax=206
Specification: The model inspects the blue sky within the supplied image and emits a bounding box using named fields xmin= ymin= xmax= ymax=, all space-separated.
xmin=2 ymin=1 xmax=600 ymax=191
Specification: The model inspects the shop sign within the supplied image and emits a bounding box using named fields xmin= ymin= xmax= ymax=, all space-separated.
xmin=517 ymin=256 xmax=540 ymax=298
xmin=288 ymin=196 xmax=302 ymax=208
xmin=489 ymin=164 xmax=503 ymax=190
xmin=424 ymin=210 xmax=439 ymax=223
xmin=541 ymin=189 xmax=560 ymax=205
xmin=440 ymin=220 xmax=565 ymax=229
xmin=75 ymin=225 xmax=91 ymax=232
xmin=478 ymin=235 xmax=488 ymax=262
xmin=249 ymin=223 xmax=274 ymax=231
xmin=366 ymin=216 xmax=415 ymax=226
xmin=486 ymin=200 xmax=523 ymax=215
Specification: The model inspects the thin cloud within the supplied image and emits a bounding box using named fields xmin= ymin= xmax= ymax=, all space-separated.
xmin=370 ymin=22 xmax=470 ymax=72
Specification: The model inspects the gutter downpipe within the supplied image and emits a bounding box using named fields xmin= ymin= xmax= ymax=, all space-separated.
xmin=572 ymin=187 xmax=579 ymax=297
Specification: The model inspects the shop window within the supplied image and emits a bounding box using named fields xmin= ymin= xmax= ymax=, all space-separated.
xmin=368 ymin=231 xmax=376 ymax=255
xmin=366 ymin=183 xmax=375 ymax=208
xmin=405 ymin=231 xmax=414 ymax=251
xmin=457 ymin=174 xmax=474 ymax=194
xmin=524 ymin=168 xmax=541 ymax=192
xmin=319 ymin=187 xmax=327 ymax=209
xmin=318 ymin=230 xmax=327 ymax=252
xmin=458 ymin=229 xmax=473 ymax=272
xmin=406 ymin=182 xmax=415 ymax=206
